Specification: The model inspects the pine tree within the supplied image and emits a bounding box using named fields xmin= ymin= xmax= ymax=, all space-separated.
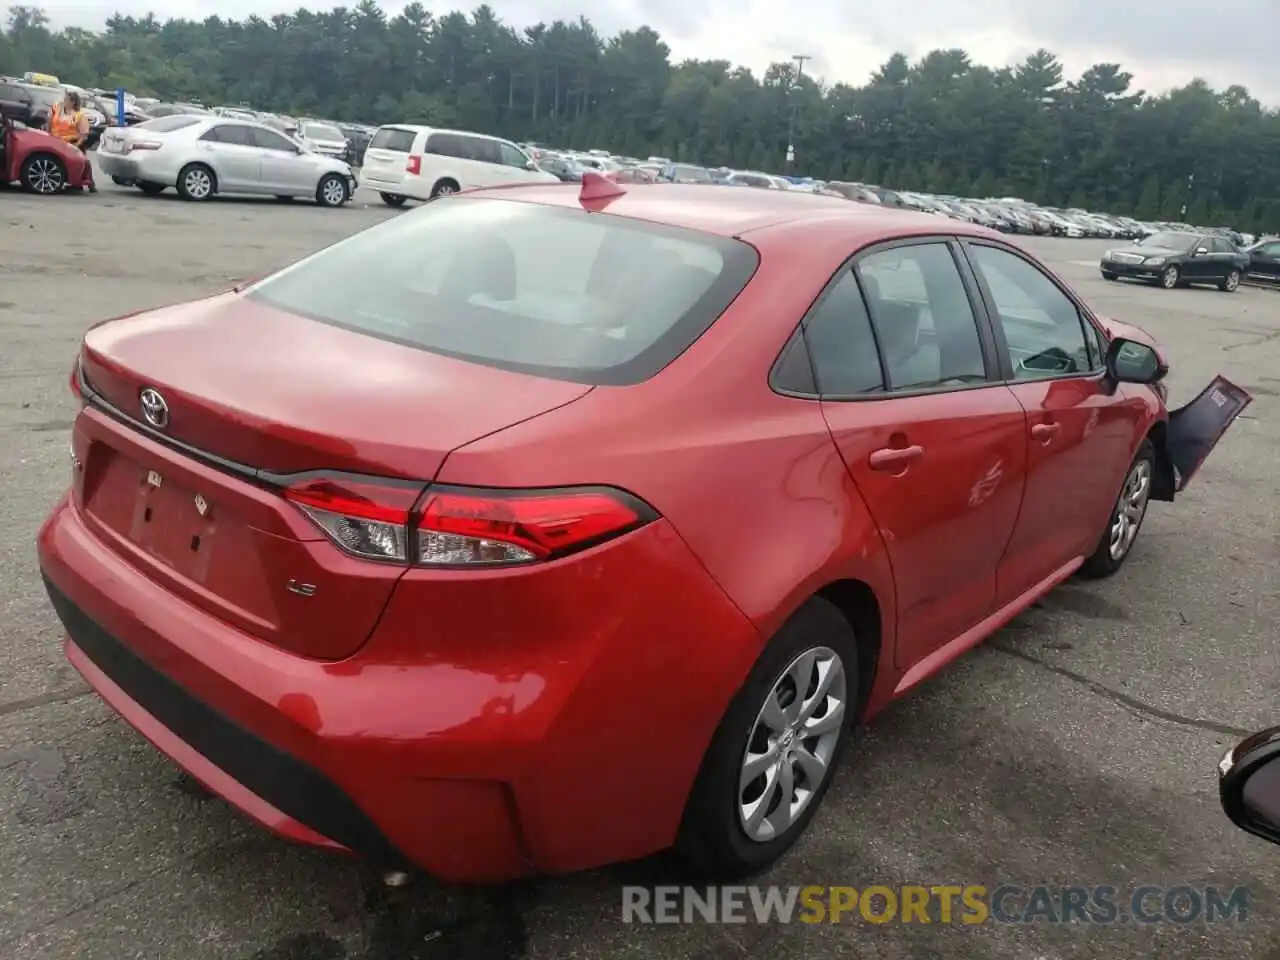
xmin=1134 ymin=176 xmax=1160 ymax=219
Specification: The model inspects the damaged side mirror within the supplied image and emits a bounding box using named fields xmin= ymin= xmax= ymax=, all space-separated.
xmin=1106 ymin=337 xmax=1166 ymax=384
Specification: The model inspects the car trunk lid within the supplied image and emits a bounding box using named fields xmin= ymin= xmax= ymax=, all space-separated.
xmin=75 ymin=291 xmax=592 ymax=659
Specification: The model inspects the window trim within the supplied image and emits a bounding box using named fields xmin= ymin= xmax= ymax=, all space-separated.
xmin=768 ymin=234 xmax=1005 ymax=402
xmin=958 ymin=238 xmax=1110 ymax=383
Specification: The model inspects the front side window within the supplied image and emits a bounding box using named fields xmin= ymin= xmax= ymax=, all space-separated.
xmin=498 ymin=142 xmax=529 ymax=168
xmin=856 ymin=243 xmax=988 ymax=391
xmin=967 ymin=244 xmax=1092 ymax=380
xmin=250 ymin=126 xmax=297 ymax=152
xmin=247 ymin=197 xmax=758 ymax=385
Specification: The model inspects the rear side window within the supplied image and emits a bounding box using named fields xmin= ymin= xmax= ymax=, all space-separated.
xmin=804 ymin=270 xmax=885 ymax=395
xmin=247 ymin=197 xmax=759 ymax=386
xmin=203 ymin=123 xmax=254 ymax=145
xmin=369 ymin=127 xmax=416 ymax=152
xmin=459 ymin=136 xmax=502 ymax=164
xmin=425 ymin=132 xmax=462 ymax=157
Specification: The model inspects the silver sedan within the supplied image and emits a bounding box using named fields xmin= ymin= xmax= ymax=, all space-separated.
xmin=97 ymin=115 xmax=357 ymax=206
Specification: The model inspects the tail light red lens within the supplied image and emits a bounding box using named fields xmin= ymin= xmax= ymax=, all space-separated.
xmin=70 ymin=355 xmax=83 ymax=402
xmin=284 ymin=475 xmax=424 ymax=563
xmin=283 ymin=475 xmax=655 ymax=567
xmin=417 ymin=488 xmax=651 ymax=565
xmin=406 ymin=154 xmax=422 ymax=175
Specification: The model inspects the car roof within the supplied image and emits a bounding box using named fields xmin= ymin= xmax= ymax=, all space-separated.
xmin=458 ymin=182 xmax=1000 ymax=242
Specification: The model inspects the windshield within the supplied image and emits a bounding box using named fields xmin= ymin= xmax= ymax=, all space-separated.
xmin=1142 ymin=232 xmax=1195 ymax=251
xmin=304 ymin=123 xmax=343 ymax=141
xmin=248 ymin=197 xmax=759 ymax=386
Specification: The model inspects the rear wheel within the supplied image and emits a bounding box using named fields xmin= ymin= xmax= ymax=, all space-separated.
xmin=1080 ymin=439 xmax=1155 ymax=579
xmin=430 ymin=178 xmax=459 ymax=199
xmin=316 ymin=173 xmax=349 ymax=207
xmin=380 ymin=192 xmax=407 ymax=207
xmin=176 ymin=163 xmax=215 ymax=201
xmin=1220 ymin=269 xmax=1241 ymax=292
xmin=678 ymin=597 xmax=857 ymax=879
xmin=1159 ymin=265 xmax=1180 ymax=289
xmin=20 ymin=153 xmax=65 ymax=194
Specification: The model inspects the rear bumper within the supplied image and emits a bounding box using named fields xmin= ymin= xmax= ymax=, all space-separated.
xmin=38 ymin=492 xmax=759 ymax=882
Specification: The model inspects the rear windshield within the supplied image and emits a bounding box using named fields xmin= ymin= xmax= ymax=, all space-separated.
xmin=369 ymin=127 xmax=416 ymax=151
xmin=304 ymin=123 xmax=343 ymax=141
xmin=247 ymin=197 xmax=758 ymax=385
xmin=138 ymin=115 xmax=203 ymax=133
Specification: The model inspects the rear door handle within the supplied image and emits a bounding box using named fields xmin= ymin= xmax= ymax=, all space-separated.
xmin=1031 ymin=422 xmax=1060 ymax=440
xmin=868 ymin=445 xmax=924 ymax=471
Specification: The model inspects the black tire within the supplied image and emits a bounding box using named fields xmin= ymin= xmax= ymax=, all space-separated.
xmin=380 ymin=192 xmax=407 ymax=207
xmin=176 ymin=163 xmax=216 ymax=201
xmin=1101 ymin=271 xmax=1117 ymax=281
xmin=316 ymin=173 xmax=349 ymax=208
xmin=1158 ymin=265 xmax=1180 ymax=289
xmin=1220 ymin=269 xmax=1241 ymax=292
xmin=429 ymin=178 xmax=460 ymax=199
xmin=677 ymin=597 xmax=858 ymax=879
xmin=136 ymin=181 xmax=165 ymax=196
xmin=20 ymin=153 xmax=66 ymax=194
xmin=1079 ymin=439 xmax=1156 ymax=579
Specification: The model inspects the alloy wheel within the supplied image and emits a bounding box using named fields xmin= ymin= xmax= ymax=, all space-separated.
xmin=1109 ymin=460 xmax=1152 ymax=561
xmin=1161 ymin=266 xmax=1179 ymax=289
xmin=1225 ymin=270 xmax=1240 ymax=291
xmin=321 ymin=177 xmax=346 ymax=206
xmin=184 ymin=168 xmax=212 ymax=199
xmin=738 ymin=646 xmax=847 ymax=843
xmin=27 ymin=157 xmax=63 ymax=194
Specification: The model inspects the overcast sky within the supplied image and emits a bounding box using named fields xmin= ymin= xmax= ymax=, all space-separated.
xmin=29 ymin=0 xmax=1280 ymax=105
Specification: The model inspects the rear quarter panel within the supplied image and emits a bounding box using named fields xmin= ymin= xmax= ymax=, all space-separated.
xmin=435 ymin=221 xmax=900 ymax=662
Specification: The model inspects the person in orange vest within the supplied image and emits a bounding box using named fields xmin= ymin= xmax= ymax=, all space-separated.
xmin=48 ymin=90 xmax=96 ymax=193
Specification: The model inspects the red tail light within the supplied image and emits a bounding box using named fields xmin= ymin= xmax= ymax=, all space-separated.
xmin=285 ymin=475 xmax=425 ymax=563
xmin=406 ymin=154 xmax=422 ymax=175
xmin=70 ymin=355 xmax=83 ymax=402
xmin=417 ymin=488 xmax=653 ymax=565
xmin=283 ymin=475 xmax=656 ymax=567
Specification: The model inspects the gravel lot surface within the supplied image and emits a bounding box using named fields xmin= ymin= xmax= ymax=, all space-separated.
xmin=1 ymin=172 xmax=1278 ymax=960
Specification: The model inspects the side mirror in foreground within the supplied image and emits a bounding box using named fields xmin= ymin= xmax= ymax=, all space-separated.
xmin=1106 ymin=337 xmax=1167 ymax=384
xmin=1219 ymin=725 xmax=1280 ymax=846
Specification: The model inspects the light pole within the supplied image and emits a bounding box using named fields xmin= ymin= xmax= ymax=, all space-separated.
xmin=785 ymin=54 xmax=811 ymax=170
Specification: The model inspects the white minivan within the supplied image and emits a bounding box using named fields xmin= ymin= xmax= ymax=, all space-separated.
xmin=359 ymin=125 xmax=558 ymax=206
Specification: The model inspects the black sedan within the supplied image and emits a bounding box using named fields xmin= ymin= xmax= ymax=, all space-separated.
xmin=1244 ymin=238 xmax=1280 ymax=285
xmin=1100 ymin=231 xmax=1249 ymax=291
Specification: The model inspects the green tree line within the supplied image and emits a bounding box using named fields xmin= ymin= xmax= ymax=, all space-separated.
xmin=4 ymin=3 xmax=1279 ymax=231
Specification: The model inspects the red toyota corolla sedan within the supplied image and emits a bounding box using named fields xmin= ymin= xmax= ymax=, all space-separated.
xmin=38 ymin=176 xmax=1228 ymax=884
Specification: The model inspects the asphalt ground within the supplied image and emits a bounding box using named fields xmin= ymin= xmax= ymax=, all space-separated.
xmin=1 ymin=169 xmax=1278 ymax=960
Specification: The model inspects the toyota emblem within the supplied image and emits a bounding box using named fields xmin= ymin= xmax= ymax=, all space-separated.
xmin=139 ymin=387 xmax=170 ymax=429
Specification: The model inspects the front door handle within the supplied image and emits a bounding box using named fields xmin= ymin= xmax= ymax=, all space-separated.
xmin=1031 ymin=422 xmax=1061 ymax=441
xmin=869 ymin=445 xmax=924 ymax=472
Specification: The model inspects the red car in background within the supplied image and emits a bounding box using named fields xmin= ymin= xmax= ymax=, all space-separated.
xmin=1 ymin=115 xmax=94 ymax=193
xmin=38 ymin=175 xmax=1240 ymax=884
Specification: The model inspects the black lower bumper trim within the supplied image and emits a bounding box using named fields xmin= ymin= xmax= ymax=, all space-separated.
xmin=42 ymin=574 xmax=410 ymax=869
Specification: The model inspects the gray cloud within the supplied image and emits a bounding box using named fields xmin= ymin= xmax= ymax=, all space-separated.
xmin=27 ymin=0 xmax=1280 ymax=103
